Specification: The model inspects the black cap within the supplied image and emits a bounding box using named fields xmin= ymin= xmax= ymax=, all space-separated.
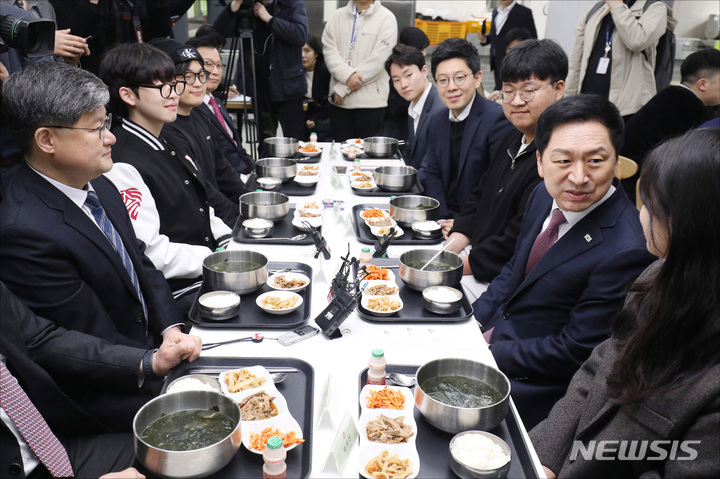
xmin=148 ymin=38 xmax=203 ymax=65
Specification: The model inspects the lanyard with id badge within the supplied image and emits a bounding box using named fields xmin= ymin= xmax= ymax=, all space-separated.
xmin=597 ymin=24 xmax=613 ymax=75
xmin=347 ymin=8 xmax=359 ymax=67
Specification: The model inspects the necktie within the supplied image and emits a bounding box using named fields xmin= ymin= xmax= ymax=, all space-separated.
xmin=0 ymin=363 xmax=74 ymax=477
xmin=208 ymin=97 xmax=237 ymax=146
xmin=85 ymin=191 xmax=148 ymax=322
xmin=525 ymin=208 xmax=567 ymax=276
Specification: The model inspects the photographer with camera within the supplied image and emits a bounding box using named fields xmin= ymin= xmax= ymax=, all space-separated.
xmin=214 ymin=0 xmax=308 ymax=146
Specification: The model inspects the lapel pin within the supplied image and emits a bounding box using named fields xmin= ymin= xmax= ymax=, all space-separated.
xmin=584 ymin=234 xmax=592 ymax=242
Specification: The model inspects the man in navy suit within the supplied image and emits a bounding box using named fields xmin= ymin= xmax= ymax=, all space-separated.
xmin=187 ymin=36 xmax=255 ymax=176
xmin=0 ymin=62 xmax=202 ymax=432
xmin=479 ymin=0 xmax=538 ymax=92
xmin=418 ymin=38 xmax=514 ymax=218
xmin=385 ymin=44 xmax=447 ymax=170
xmin=473 ymin=94 xmax=655 ymax=429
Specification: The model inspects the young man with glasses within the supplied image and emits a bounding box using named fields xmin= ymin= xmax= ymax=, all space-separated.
xmin=384 ymin=44 xmax=446 ymax=170
xmin=0 ymin=61 xmax=202 ymax=434
xmin=100 ymin=43 xmax=232 ymax=304
xmin=186 ymin=35 xmax=255 ymax=177
xmin=442 ymin=39 xmax=568 ymax=302
xmin=417 ymin=38 xmax=513 ymax=219
xmin=153 ymin=38 xmax=245 ymax=230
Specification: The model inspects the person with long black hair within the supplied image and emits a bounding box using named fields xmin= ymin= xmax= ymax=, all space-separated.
xmin=530 ymin=127 xmax=720 ymax=477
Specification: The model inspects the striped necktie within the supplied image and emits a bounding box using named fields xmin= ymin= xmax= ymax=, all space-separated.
xmin=84 ymin=190 xmax=148 ymax=322
xmin=525 ymin=208 xmax=567 ymax=276
xmin=0 ymin=363 xmax=74 ymax=477
xmin=208 ymin=96 xmax=237 ymax=145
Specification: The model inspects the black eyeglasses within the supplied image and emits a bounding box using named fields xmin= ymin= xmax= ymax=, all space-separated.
xmin=435 ymin=73 xmax=472 ymax=88
xmin=137 ymin=81 xmax=187 ymax=98
xmin=203 ymin=61 xmax=226 ymax=72
xmin=42 ymin=113 xmax=112 ymax=140
xmin=501 ymin=83 xmax=553 ymax=103
xmin=179 ymin=70 xmax=209 ymax=84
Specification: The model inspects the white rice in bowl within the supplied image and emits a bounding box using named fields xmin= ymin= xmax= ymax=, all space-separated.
xmin=451 ymin=433 xmax=510 ymax=470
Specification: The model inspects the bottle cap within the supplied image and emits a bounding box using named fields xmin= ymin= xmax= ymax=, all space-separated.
xmin=362 ymin=247 xmax=370 ymax=253
xmin=267 ymin=436 xmax=283 ymax=449
xmin=390 ymin=196 xmax=397 ymax=200
xmin=256 ymin=189 xmax=264 ymax=192
xmin=372 ymin=348 xmax=384 ymax=358
xmin=215 ymin=247 xmax=225 ymax=252
xmin=311 ymin=132 xmax=317 ymax=135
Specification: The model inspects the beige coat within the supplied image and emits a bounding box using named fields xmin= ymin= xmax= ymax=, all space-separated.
xmin=322 ymin=0 xmax=398 ymax=109
xmin=566 ymin=0 xmax=672 ymax=116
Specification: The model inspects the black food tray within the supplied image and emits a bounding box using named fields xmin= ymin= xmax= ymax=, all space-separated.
xmin=353 ymin=258 xmax=473 ymax=323
xmin=189 ymin=261 xmax=312 ymax=329
xmin=243 ymin=173 xmax=317 ymax=196
xmin=351 ymin=204 xmax=443 ymax=245
xmin=349 ymin=180 xmax=424 ymax=197
xmin=359 ymin=365 xmax=540 ymax=479
xmin=152 ymin=357 xmax=314 ymax=479
xmin=261 ymin=151 xmax=321 ymax=163
xmin=343 ymin=152 xmax=401 ymax=161
xmin=232 ymin=206 xmax=317 ymax=245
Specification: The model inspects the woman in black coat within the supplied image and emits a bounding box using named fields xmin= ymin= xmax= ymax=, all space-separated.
xmin=302 ymin=34 xmax=332 ymax=141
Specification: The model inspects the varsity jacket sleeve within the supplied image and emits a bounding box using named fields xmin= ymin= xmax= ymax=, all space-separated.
xmin=104 ymin=163 xmax=213 ymax=279
xmin=610 ymin=1 xmax=666 ymax=53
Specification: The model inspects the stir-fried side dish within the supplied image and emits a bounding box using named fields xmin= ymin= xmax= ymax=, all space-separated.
xmin=302 ymin=201 xmax=320 ymax=208
xmin=249 ymin=427 xmax=305 ymax=451
xmin=368 ymin=217 xmax=394 ymax=227
xmin=363 ymin=265 xmax=391 ymax=281
xmin=362 ymin=208 xmax=386 ymax=218
xmin=367 ymin=387 xmax=405 ymax=409
xmin=272 ymin=275 xmax=308 ymax=289
xmin=224 ymin=369 xmax=266 ymax=393
xmin=352 ymin=172 xmax=373 ymax=181
xmin=354 ymin=181 xmax=375 ymax=189
xmin=299 ymin=144 xmax=319 ymax=153
xmin=298 ymin=209 xmax=322 ymax=217
xmin=365 ymin=285 xmax=398 ymax=296
xmin=262 ymin=295 xmax=299 ymax=310
xmin=367 ymin=297 xmax=401 ymax=312
xmin=366 ymin=415 xmax=414 ymax=444
xmin=365 ymin=450 xmax=413 ymax=479
xmin=298 ymin=169 xmax=319 ymax=176
xmin=239 ymin=391 xmax=279 ymax=420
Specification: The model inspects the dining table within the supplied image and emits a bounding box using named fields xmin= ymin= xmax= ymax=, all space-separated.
xmin=186 ymin=143 xmax=545 ymax=478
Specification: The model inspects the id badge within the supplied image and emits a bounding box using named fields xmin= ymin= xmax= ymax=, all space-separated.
xmin=346 ymin=57 xmax=353 ymax=67
xmin=596 ymin=57 xmax=610 ymax=75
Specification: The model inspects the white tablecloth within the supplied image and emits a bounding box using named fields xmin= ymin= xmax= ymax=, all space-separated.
xmin=192 ymin=144 xmax=544 ymax=477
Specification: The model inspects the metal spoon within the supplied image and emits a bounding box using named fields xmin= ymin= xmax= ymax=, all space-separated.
xmin=271 ymin=373 xmax=288 ymax=384
xmin=419 ymin=237 xmax=455 ymax=271
xmin=252 ymin=234 xmax=307 ymax=242
xmin=386 ymin=373 xmax=415 ymax=387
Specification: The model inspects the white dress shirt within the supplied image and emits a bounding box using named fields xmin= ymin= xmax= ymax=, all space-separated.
xmin=495 ymin=1 xmax=517 ymax=35
xmin=448 ymin=94 xmax=476 ymax=122
xmin=408 ymin=82 xmax=432 ymax=133
xmin=541 ymin=185 xmax=617 ymax=240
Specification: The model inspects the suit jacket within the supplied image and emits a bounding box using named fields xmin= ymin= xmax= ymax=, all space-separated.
xmin=483 ymin=3 xmax=537 ymax=90
xmin=474 ymin=179 xmax=655 ymax=428
xmin=418 ymin=93 xmax=513 ymax=218
xmin=402 ymin=85 xmax=447 ymax=170
xmin=197 ymin=94 xmax=255 ymax=175
xmin=0 ymin=165 xmax=177 ymax=430
xmin=530 ymin=332 xmax=720 ymax=477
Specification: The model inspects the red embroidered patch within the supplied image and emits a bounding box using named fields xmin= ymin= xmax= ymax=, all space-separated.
xmin=121 ymin=188 xmax=142 ymax=220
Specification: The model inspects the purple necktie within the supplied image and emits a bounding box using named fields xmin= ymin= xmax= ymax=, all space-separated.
xmin=208 ymin=97 xmax=237 ymax=146
xmin=0 ymin=363 xmax=74 ymax=477
xmin=525 ymin=208 xmax=567 ymax=276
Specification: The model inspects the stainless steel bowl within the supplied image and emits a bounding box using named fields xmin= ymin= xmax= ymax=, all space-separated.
xmin=363 ymin=136 xmax=403 ymax=157
xmin=373 ymin=165 xmax=417 ymax=192
xmin=256 ymin=176 xmax=282 ymax=190
xmin=239 ymin=191 xmax=289 ymax=222
xmin=390 ymin=195 xmax=440 ymax=226
xmin=241 ymin=218 xmax=274 ymax=238
xmin=256 ymin=158 xmax=297 ymax=182
xmin=263 ymin=137 xmax=299 ymax=158
xmin=202 ymin=250 xmax=268 ymax=295
xmin=414 ymin=358 xmax=511 ymax=434
xmin=449 ymin=431 xmax=512 ymax=478
xmin=197 ymin=291 xmax=241 ymax=320
xmin=399 ymin=249 xmax=463 ymax=292
xmin=133 ymin=390 xmax=242 ymax=478
xmin=422 ymin=286 xmax=463 ymax=315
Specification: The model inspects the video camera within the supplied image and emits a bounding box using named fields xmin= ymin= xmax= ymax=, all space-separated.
xmin=0 ymin=14 xmax=55 ymax=57
xmin=219 ymin=0 xmax=258 ymax=32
